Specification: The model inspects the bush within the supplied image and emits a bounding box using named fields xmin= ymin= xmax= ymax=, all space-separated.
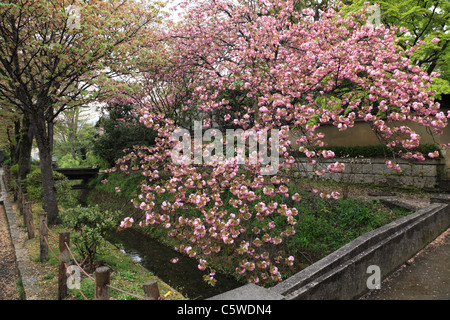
xmin=57 ymin=152 xmax=109 ymax=169
xmin=0 ymin=151 xmax=10 ymax=166
xmin=292 ymin=144 xmax=441 ymax=159
xmin=93 ymin=116 xmax=157 ymax=167
xmin=90 ymin=170 xmax=142 ymax=200
xmin=61 ymin=205 xmax=121 ymax=270
xmin=57 ymin=154 xmax=82 ymax=168
xmin=9 ymin=163 xmax=19 ymax=178
xmin=84 ymin=151 xmax=109 ymax=169
xmin=23 ymin=167 xmax=78 ymax=208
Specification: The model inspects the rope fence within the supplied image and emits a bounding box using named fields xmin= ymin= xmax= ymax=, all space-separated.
xmin=2 ymin=169 xmax=165 ymax=301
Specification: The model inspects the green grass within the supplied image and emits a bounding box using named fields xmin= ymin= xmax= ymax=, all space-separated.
xmin=285 ymin=195 xmax=410 ymax=260
xmin=15 ymin=278 xmax=25 ymax=300
xmin=69 ymin=239 xmax=185 ymax=300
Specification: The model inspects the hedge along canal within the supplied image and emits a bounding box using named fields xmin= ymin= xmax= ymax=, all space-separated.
xmin=85 ymin=187 xmax=244 ymax=300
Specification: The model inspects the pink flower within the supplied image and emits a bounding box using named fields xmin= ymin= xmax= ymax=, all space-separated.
xmin=431 ymin=38 xmax=440 ymax=43
xmin=322 ymin=150 xmax=335 ymax=159
xmin=119 ymin=217 xmax=134 ymax=229
xmin=385 ymin=160 xmax=402 ymax=173
xmin=286 ymin=256 xmax=295 ymax=266
xmin=292 ymin=193 xmax=301 ymax=201
xmin=198 ymin=259 xmax=207 ymax=271
xmin=331 ymin=191 xmax=341 ymax=200
xmin=331 ymin=162 xmax=345 ymax=172
xmin=428 ymin=151 xmax=439 ymax=158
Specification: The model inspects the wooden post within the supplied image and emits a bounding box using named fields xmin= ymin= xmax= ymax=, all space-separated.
xmin=24 ymin=199 xmax=34 ymax=239
xmin=3 ymin=166 xmax=10 ymax=191
xmin=13 ymin=178 xmax=18 ymax=201
xmin=18 ymin=183 xmax=23 ymax=219
xmin=21 ymin=188 xmax=27 ymax=209
xmin=58 ymin=231 xmax=70 ymax=300
xmin=143 ymin=281 xmax=160 ymax=300
xmin=95 ymin=266 xmax=111 ymax=300
xmin=2 ymin=166 xmax=6 ymax=186
xmin=39 ymin=213 xmax=48 ymax=262
xmin=8 ymin=169 xmax=11 ymax=190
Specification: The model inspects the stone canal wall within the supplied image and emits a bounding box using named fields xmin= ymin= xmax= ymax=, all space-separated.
xmin=293 ymin=158 xmax=445 ymax=189
xmin=210 ymin=195 xmax=450 ymax=300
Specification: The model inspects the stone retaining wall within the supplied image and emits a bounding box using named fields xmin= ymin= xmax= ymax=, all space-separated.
xmin=293 ymin=157 xmax=446 ymax=189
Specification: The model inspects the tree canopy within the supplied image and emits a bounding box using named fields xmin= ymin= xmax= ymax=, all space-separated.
xmin=341 ymin=0 xmax=450 ymax=98
xmin=0 ymin=0 xmax=164 ymax=223
xmin=114 ymin=0 xmax=449 ymax=285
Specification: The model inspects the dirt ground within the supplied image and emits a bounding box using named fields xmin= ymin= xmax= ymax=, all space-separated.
xmin=0 ymin=205 xmax=20 ymax=300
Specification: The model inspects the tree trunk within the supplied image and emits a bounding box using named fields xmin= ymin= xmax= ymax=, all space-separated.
xmin=37 ymin=139 xmax=59 ymax=225
xmin=32 ymin=113 xmax=59 ymax=225
xmin=18 ymin=113 xmax=34 ymax=181
xmin=6 ymin=118 xmax=21 ymax=166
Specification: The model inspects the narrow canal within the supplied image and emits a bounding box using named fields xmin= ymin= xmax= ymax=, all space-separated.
xmin=107 ymin=228 xmax=244 ymax=300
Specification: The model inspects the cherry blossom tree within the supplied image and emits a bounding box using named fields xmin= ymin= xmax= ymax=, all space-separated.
xmin=115 ymin=0 xmax=449 ymax=285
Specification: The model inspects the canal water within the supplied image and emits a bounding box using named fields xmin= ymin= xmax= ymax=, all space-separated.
xmin=107 ymin=228 xmax=244 ymax=300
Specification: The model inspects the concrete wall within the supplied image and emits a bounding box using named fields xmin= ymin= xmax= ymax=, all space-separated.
xmin=209 ymin=195 xmax=450 ymax=300
xmin=270 ymin=196 xmax=450 ymax=300
xmin=317 ymin=120 xmax=450 ymax=147
xmin=292 ymin=119 xmax=450 ymax=179
xmin=294 ymin=157 xmax=446 ymax=189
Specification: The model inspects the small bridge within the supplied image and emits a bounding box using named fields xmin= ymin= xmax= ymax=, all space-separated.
xmin=54 ymin=167 xmax=99 ymax=190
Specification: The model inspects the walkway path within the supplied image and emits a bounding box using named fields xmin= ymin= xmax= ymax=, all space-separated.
xmin=0 ymin=168 xmax=41 ymax=300
xmin=361 ymin=228 xmax=449 ymax=300
xmin=0 ymin=200 xmax=20 ymax=300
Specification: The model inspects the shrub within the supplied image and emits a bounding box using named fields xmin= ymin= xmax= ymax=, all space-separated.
xmin=23 ymin=167 xmax=78 ymax=208
xmin=292 ymin=144 xmax=441 ymax=159
xmin=57 ymin=154 xmax=82 ymax=168
xmin=0 ymin=151 xmax=10 ymax=166
xmin=9 ymin=163 xmax=19 ymax=178
xmin=61 ymin=205 xmax=121 ymax=270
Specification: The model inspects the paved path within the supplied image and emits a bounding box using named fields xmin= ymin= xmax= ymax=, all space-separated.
xmin=361 ymin=228 xmax=449 ymax=300
xmin=0 ymin=168 xmax=41 ymax=300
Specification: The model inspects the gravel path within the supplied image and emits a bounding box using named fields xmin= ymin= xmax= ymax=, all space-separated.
xmin=0 ymin=203 xmax=20 ymax=300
